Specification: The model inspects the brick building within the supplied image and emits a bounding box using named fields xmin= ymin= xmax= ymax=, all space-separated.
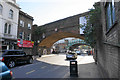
xmin=53 ymin=42 xmax=67 ymax=53
xmin=17 ymin=10 xmax=34 ymax=55
xmin=95 ymin=1 xmax=120 ymax=78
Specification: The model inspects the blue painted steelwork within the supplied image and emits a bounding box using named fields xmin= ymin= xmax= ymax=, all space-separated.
xmin=66 ymin=39 xmax=86 ymax=49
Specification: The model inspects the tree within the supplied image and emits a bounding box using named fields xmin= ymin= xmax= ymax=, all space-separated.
xmin=32 ymin=25 xmax=46 ymax=55
xmin=34 ymin=26 xmax=45 ymax=41
xmin=81 ymin=2 xmax=101 ymax=48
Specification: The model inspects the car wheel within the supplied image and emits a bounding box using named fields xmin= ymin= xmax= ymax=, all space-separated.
xmin=8 ymin=60 xmax=15 ymax=68
xmin=28 ymin=58 xmax=33 ymax=64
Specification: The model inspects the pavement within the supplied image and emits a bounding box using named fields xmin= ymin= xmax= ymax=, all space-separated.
xmin=35 ymin=54 xmax=102 ymax=78
xmin=32 ymin=54 xmax=56 ymax=60
xmin=77 ymin=55 xmax=101 ymax=78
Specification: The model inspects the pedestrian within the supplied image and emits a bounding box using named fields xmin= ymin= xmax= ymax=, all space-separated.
xmin=52 ymin=49 xmax=55 ymax=54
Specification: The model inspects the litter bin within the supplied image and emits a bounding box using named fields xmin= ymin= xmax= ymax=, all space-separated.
xmin=70 ymin=60 xmax=78 ymax=77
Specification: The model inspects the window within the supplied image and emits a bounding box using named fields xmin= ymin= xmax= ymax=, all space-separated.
xmin=42 ymin=33 xmax=45 ymax=38
xmin=9 ymin=9 xmax=13 ymax=19
xmin=19 ymin=32 xmax=24 ymax=39
xmin=4 ymin=23 xmax=7 ymax=33
xmin=28 ymin=23 xmax=31 ymax=29
xmin=4 ymin=23 xmax=12 ymax=34
xmin=0 ymin=4 xmax=3 ymax=15
xmin=8 ymin=24 xmax=11 ymax=34
xmin=20 ymin=20 xmax=24 ymax=27
xmin=27 ymin=34 xmax=31 ymax=40
xmin=106 ymin=0 xmax=115 ymax=30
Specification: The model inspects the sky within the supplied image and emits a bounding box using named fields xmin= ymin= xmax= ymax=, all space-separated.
xmin=16 ymin=0 xmax=100 ymax=26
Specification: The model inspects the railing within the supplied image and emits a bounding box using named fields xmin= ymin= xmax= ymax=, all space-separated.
xmin=66 ymin=39 xmax=86 ymax=49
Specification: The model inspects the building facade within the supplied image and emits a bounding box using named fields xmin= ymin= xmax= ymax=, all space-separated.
xmin=17 ymin=10 xmax=34 ymax=55
xmin=0 ymin=0 xmax=19 ymax=50
xmin=96 ymin=1 xmax=120 ymax=78
xmin=52 ymin=42 xmax=67 ymax=53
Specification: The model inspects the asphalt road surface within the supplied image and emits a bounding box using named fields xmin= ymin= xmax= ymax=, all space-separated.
xmin=11 ymin=53 xmax=100 ymax=79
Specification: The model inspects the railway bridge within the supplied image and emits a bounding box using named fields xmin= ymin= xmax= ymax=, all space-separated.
xmin=34 ymin=12 xmax=89 ymax=54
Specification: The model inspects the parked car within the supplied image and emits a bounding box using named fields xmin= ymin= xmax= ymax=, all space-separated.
xmin=0 ymin=50 xmax=33 ymax=68
xmin=0 ymin=61 xmax=13 ymax=80
xmin=66 ymin=52 xmax=77 ymax=59
xmin=75 ymin=51 xmax=81 ymax=55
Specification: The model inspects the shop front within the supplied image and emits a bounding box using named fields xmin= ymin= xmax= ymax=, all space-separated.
xmin=17 ymin=39 xmax=34 ymax=55
xmin=2 ymin=38 xmax=17 ymax=50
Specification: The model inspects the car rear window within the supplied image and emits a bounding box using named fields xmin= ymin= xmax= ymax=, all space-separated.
xmin=6 ymin=51 xmax=15 ymax=55
xmin=0 ymin=63 xmax=9 ymax=72
xmin=68 ymin=53 xmax=75 ymax=54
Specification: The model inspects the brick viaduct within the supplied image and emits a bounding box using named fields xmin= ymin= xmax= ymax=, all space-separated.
xmin=39 ymin=12 xmax=89 ymax=48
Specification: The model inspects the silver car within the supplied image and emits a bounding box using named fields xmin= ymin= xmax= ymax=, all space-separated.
xmin=66 ymin=52 xmax=77 ymax=59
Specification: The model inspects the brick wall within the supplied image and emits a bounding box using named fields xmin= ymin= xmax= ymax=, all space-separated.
xmin=97 ymin=2 xmax=120 ymax=78
xmin=41 ymin=12 xmax=89 ymax=37
xmin=118 ymin=30 xmax=120 ymax=79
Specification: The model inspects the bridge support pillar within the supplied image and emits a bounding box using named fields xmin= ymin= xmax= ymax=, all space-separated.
xmin=38 ymin=46 xmax=51 ymax=56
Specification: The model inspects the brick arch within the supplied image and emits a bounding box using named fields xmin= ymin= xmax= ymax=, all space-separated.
xmin=39 ymin=32 xmax=84 ymax=48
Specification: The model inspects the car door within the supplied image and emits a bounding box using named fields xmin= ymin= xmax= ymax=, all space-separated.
xmin=19 ymin=51 xmax=29 ymax=63
xmin=14 ymin=51 xmax=24 ymax=63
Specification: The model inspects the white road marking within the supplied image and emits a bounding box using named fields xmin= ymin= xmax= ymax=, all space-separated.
xmin=26 ymin=70 xmax=35 ymax=75
xmin=41 ymin=66 xmax=46 ymax=69
xmin=19 ymin=62 xmax=41 ymax=68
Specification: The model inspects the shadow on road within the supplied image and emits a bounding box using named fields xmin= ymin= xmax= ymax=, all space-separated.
xmin=11 ymin=54 xmax=101 ymax=78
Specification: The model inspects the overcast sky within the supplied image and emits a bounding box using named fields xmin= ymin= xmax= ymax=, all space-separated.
xmin=16 ymin=0 xmax=100 ymax=26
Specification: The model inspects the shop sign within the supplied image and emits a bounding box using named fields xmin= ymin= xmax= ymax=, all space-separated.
xmin=17 ymin=39 xmax=34 ymax=48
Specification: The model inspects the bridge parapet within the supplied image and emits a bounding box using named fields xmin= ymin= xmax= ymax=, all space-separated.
xmin=41 ymin=11 xmax=89 ymax=38
xmin=67 ymin=39 xmax=86 ymax=49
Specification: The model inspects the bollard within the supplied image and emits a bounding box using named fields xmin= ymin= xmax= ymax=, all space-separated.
xmin=70 ymin=60 xmax=78 ymax=77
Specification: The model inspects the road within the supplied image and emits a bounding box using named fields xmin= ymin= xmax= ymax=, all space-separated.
xmin=11 ymin=53 xmax=100 ymax=78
